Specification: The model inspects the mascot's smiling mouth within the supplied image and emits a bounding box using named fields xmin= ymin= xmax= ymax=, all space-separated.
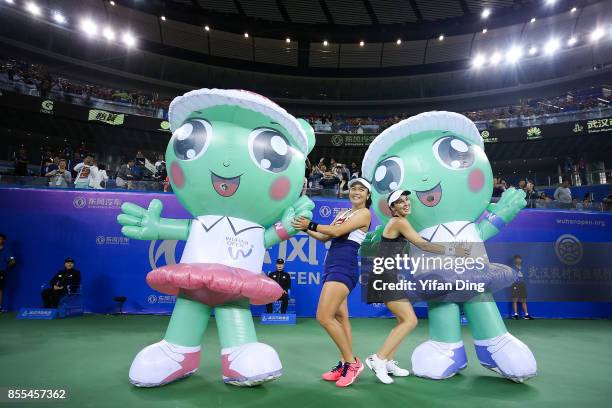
xmin=211 ymin=171 xmax=242 ymax=197
xmin=415 ymin=182 xmax=442 ymax=207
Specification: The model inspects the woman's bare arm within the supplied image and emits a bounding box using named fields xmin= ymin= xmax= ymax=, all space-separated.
xmin=314 ymin=209 xmax=371 ymax=238
xmin=396 ymin=218 xmax=453 ymax=255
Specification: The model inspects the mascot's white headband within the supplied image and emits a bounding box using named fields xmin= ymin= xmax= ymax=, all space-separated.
xmin=169 ymin=88 xmax=310 ymax=155
xmin=362 ymin=111 xmax=483 ymax=180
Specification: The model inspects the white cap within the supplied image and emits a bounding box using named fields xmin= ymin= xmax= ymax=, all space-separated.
xmin=347 ymin=177 xmax=372 ymax=192
xmin=168 ymin=88 xmax=311 ymax=154
xmin=387 ymin=189 xmax=410 ymax=209
xmin=362 ymin=111 xmax=482 ymax=180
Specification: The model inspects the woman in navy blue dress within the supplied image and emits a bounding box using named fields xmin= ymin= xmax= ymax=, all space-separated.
xmin=293 ymin=178 xmax=372 ymax=387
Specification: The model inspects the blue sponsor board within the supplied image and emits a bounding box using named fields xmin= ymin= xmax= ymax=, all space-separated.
xmin=260 ymin=313 xmax=297 ymax=325
xmin=17 ymin=308 xmax=58 ymax=320
xmin=1 ymin=188 xmax=611 ymax=318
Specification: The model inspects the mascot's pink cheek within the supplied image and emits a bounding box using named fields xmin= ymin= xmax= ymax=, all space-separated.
xmin=378 ymin=199 xmax=392 ymax=218
xmin=170 ymin=162 xmax=185 ymax=188
xmin=270 ymin=176 xmax=291 ymax=201
xmin=468 ymin=168 xmax=484 ymax=192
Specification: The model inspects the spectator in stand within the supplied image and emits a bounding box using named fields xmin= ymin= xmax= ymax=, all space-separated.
xmin=90 ymin=160 xmax=109 ymax=189
xmin=13 ymin=147 xmax=29 ymax=176
xmin=518 ymin=180 xmax=526 ymax=191
xmin=73 ymin=155 xmax=97 ymax=189
xmin=492 ymin=177 xmax=504 ymax=200
xmin=40 ymin=155 xmax=57 ymax=177
xmin=350 ymin=162 xmax=359 ymax=178
xmin=332 ymin=163 xmax=344 ymax=180
xmin=319 ymin=170 xmax=340 ymax=195
xmin=116 ymin=159 xmax=135 ymax=189
xmin=580 ymin=193 xmax=593 ymax=210
xmin=46 ymin=159 xmax=72 ymax=188
xmin=536 ymin=192 xmax=552 ymax=208
xmin=554 ymin=179 xmax=573 ymax=209
xmin=338 ymin=173 xmax=350 ymax=197
xmin=135 ymin=151 xmax=146 ymax=167
xmin=154 ymin=153 xmax=167 ymax=185
xmin=310 ymin=164 xmax=325 ymax=188
xmin=69 ymin=151 xmax=82 ymax=179
xmin=525 ymin=181 xmax=538 ymax=208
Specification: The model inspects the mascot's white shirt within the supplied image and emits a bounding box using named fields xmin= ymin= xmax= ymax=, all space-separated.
xmin=180 ymin=215 xmax=265 ymax=274
xmin=409 ymin=220 xmax=489 ymax=274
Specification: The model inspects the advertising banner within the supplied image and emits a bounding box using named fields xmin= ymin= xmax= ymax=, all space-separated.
xmin=1 ymin=187 xmax=610 ymax=318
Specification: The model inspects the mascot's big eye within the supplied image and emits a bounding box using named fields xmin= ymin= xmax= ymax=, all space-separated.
xmin=432 ymin=136 xmax=475 ymax=170
xmin=172 ymin=119 xmax=211 ymax=161
xmin=373 ymin=157 xmax=404 ymax=194
xmin=248 ymin=128 xmax=293 ymax=173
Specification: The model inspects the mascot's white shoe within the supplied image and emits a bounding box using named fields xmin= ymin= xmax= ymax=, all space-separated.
xmin=221 ymin=342 xmax=282 ymax=386
xmin=129 ymin=340 xmax=201 ymax=387
xmin=474 ymin=332 xmax=537 ymax=383
xmin=411 ymin=340 xmax=467 ymax=379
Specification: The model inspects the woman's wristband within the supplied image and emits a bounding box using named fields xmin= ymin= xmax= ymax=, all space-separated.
xmin=308 ymin=221 xmax=319 ymax=232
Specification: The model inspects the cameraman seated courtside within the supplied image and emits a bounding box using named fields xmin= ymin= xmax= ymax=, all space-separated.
xmin=266 ymin=259 xmax=292 ymax=314
xmin=41 ymin=258 xmax=81 ymax=309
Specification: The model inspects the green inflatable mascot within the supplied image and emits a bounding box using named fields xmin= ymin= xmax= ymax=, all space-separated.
xmin=362 ymin=111 xmax=537 ymax=382
xmin=118 ymin=89 xmax=315 ymax=387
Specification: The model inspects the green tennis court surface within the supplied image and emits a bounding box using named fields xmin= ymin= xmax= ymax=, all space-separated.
xmin=1 ymin=314 xmax=610 ymax=408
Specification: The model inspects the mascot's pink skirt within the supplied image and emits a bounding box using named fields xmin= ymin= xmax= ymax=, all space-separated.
xmin=146 ymin=263 xmax=283 ymax=306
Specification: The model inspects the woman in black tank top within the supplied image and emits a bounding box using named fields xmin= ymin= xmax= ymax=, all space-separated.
xmin=364 ymin=190 xmax=469 ymax=384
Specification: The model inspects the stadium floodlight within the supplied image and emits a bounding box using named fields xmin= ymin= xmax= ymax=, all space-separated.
xmin=26 ymin=2 xmax=41 ymax=16
xmin=544 ymin=38 xmax=560 ymax=54
xmin=52 ymin=11 xmax=66 ymax=24
xmin=359 ymin=41 xmax=365 ymax=47
xmin=568 ymin=36 xmax=577 ymax=46
xmin=122 ymin=32 xmax=136 ymax=47
xmin=102 ymin=27 xmax=115 ymax=41
xmin=5 ymin=0 xmax=14 ymax=4
xmin=160 ymin=16 xmax=166 ymax=21
xmin=323 ymin=40 xmax=328 ymax=46
xmin=396 ymin=39 xmax=402 ymax=45
xmin=244 ymin=32 xmax=249 ymax=38
xmin=546 ymin=0 xmax=556 ymax=5
xmin=204 ymin=25 xmax=210 ymax=31
xmin=286 ymin=37 xmax=291 ymax=43
xmin=506 ymin=46 xmax=523 ymax=63
xmin=571 ymin=7 xmax=577 ymax=13
xmin=109 ymin=0 xmax=115 ymax=5
xmin=482 ymin=28 xmax=488 ymax=34
xmin=528 ymin=45 xmax=538 ymax=55
xmin=490 ymin=52 xmax=502 ymax=65
xmin=482 ymin=8 xmax=491 ymax=18
xmin=438 ymin=34 xmax=444 ymax=41
xmin=590 ymin=27 xmax=604 ymax=42
xmin=472 ymin=54 xmax=486 ymax=69
xmin=80 ymin=18 xmax=98 ymax=37
xmin=530 ymin=17 xmax=536 ymax=23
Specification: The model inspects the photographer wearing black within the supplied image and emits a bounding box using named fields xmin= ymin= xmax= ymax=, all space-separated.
xmin=266 ymin=259 xmax=291 ymax=314
xmin=319 ymin=169 xmax=340 ymax=197
xmin=42 ymin=258 xmax=81 ymax=309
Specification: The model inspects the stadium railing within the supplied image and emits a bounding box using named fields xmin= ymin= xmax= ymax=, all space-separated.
xmin=1 ymin=175 xmax=609 ymax=212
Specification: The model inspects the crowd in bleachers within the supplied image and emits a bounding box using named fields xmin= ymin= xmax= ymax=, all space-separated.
xmin=1 ymin=55 xmax=610 ymax=132
xmin=0 ymin=57 xmax=171 ymax=117
xmin=305 ymin=88 xmax=610 ymax=133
